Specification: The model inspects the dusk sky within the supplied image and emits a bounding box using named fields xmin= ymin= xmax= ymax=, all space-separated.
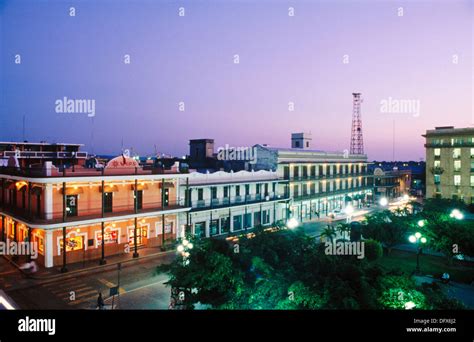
xmin=0 ymin=0 xmax=472 ymax=161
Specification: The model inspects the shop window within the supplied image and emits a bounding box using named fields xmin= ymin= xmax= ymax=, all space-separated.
xmin=95 ymin=228 xmax=119 ymax=247
xmin=210 ymin=219 xmax=219 ymax=236
xmin=194 ymin=222 xmax=206 ymax=238
xmin=233 ymin=215 xmax=242 ymax=231
xmin=220 ymin=217 xmax=230 ymax=234
xmin=60 ymin=236 xmax=84 ymax=252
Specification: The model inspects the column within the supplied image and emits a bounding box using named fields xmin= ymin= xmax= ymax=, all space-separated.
xmin=99 ymin=221 xmax=106 ymax=265
xmin=133 ymin=217 xmax=139 ymax=258
xmin=61 ymin=227 xmax=67 ymax=273
xmin=44 ymin=230 xmax=54 ymax=268
xmin=161 ymin=214 xmax=166 ymax=248
xmin=44 ymin=184 xmax=53 ymax=220
xmin=62 ymin=182 xmax=67 ymax=222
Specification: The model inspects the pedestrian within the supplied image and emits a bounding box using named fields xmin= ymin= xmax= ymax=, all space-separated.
xmin=97 ymin=292 xmax=105 ymax=310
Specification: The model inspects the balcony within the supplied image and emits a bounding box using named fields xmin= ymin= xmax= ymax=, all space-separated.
xmin=0 ymin=199 xmax=188 ymax=226
xmin=189 ymin=193 xmax=290 ymax=211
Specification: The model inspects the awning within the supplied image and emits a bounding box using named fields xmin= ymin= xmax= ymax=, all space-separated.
xmin=60 ymin=187 xmax=84 ymax=195
xmin=131 ymin=183 xmax=149 ymax=191
xmin=100 ymin=185 xmax=119 ymax=192
xmin=158 ymin=182 xmax=175 ymax=189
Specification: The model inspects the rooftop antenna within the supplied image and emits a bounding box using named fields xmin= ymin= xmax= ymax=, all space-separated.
xmin=349 ymin=93 xmax=364 ymax=155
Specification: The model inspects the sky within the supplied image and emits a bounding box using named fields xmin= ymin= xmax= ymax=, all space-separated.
xmin=0 ymin=0 xmax=472 ymax=161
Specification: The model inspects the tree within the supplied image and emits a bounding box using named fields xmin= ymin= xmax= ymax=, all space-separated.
xmin=320 ymin=225 xmax=337 ymax=243
xmin=364 ymin=239 xmax=383 ymax=262
xmin=362 ymin=210 xmax=408 ymax=255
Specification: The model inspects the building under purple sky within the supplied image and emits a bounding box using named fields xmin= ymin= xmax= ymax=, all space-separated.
xmin=1 ymin=0 xmax=472 ymax=161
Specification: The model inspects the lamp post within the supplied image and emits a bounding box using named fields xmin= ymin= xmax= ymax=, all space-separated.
xmin=409 ymin=232 xmax=427 ymax=275
xmin=450 ymin=209 xmax=464 ymax=220
xmin=177 ymin=239 xmax=193 ymax=266
xmin=379 ymin=197 xmax=388 ymax=207
xmin=344 ymin=204 xmax=354 ymax=223
xmin=286 ymin=218 xmax=299 ymax=229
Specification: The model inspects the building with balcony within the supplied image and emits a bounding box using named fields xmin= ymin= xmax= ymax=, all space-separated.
xmin=0 ymin=141 xmax=87 ymax=168
xmin=371 ymin=166 xmax=411 ymax=200
xmin=179 ymin=170 xmax=290 ymax=238
xmin=253 ymin=139 xmax=373 ymax=222
xmin=0 ymin=151 xmax=190 ymax=269
xmin=424 ymin=126 xmax=474 ymax=203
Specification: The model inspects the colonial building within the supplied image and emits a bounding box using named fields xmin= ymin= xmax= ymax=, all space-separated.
xmin=179 ymin=170 xmax=290 ymax=238
xmin=424 ymin=126 xmax=474 ymax=203
xmin=0 ymin=152 xmax=190 ymax=270
xmin=253 ymin=134 xmax=373 ymax=221
xmin=371 ymin=166 xmax=411 ymax=200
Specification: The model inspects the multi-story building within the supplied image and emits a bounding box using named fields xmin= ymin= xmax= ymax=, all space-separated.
xmin=370 ymin=165 xmax=411 ymax=200
xmin=0 ymin=151 xmax=190 ymax=270
xmin=424 ymin=126 xmax=474 ymax=203
xmin=179 ymin=170 xmax=290 ymax=238
xmin=253 ymin=133 xmax=373 ymax=221
xmin=0 ymin=141 xmax=87 ymax=168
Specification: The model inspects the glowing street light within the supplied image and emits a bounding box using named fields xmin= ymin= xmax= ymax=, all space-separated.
xmin=177 ymin=239 xmax=193 ymax=266
xmin=344 ymin=204 xmax=354 ymax=223
xmin=417 ymin=220 xmax=425 ymax=228
xmin=379 ymin=197 xmax=388 ymax=207
xmin=286 ymin=218 xmax=299 ymax=229
xmin=404 ymin=301 xmax=416 ymax=310
xmin=450 ymin=209 xmax=464 ymax=220
xmin=409 ymin=232 xmax=427 ymax=275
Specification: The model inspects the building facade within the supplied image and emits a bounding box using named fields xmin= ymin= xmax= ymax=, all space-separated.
xmin=179 ymin=170 xmax=290 ymax=238
xmin=253 ymin=144 xmax=373 ymax=221
xmin=0 ymin=154 xmax=190 ymax=269
xmin=424 ymin=126 xmax=474 ymax=203
xmin=371 ymin=167 xmax=411 ymax=200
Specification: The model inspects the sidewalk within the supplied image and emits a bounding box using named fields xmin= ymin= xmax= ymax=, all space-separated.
xmin=3 ymin=247 xmax=175 ymax=281
xmin=414 ymin=275 xmax=474 ymax=309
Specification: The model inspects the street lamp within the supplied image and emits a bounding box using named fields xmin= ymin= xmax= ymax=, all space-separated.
xmin=177 ymin=239 xmax=193 ymax=266
xmin=450 ymin=209 xmax=464 ymax=220
xmin=286 ymin=218 xmax=299 ymax=229
xmin=417 ymin=220 xmax=425 ymax=228
xmin=404 ymin=301 xmax=416 ymax=310
xmin=379 ymin=197 xmax=388 ymax=207
xmin=344 ymin=204 xmax=354 ymax=223
xmin=409 ymin=232 xmax=427 ymax=274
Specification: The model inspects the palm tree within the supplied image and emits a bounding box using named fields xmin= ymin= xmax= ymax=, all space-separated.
xmin=336 ymin=223 xmax=350 ymax=241
xmin=320 ymin=225 xmax=337 ymax=243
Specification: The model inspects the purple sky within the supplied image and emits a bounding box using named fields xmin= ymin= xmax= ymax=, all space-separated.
xmin=1 ymin=0 xmax=472 ymax=161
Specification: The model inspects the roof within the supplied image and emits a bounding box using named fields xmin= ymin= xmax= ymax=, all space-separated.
xmin=0 ymin=141 xmax=84 ymax=147
xmin=423 ymin=127 xmax=474 ymax=137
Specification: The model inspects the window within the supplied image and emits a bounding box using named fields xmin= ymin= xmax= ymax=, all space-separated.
xmin=283 ymin=166 xmax=290 ymax=179
xmin=135 ymin=190 xmax=143 ymax=210
xmin=302 ymin=183 xmax=308 ymax=196
xmin=454 ymin=160 xmax=461 ymax=172
xmin=293 ymin=185 xmax=299 ymax=197
xmin=66 ymin=195 xmax=78 ymax=217
xmin=434 ymin=160 xmax=441 ymax=168
xmin=302 ymin=166 xmax=308 ymax=179
xmin=434 ymin=148 xmax=441 ymax=156
xmin=223 ymin=186 xmax=229 ymax=198
xmin=454 ymin=175 xmax=461 ymax=186
xmin=471 ymin=161 xmax=474 ymax=172
xmin=220 ymin=217 xmax=230 ymax=233
xmin=471 ymin=148 xmax=474 ymax=158
xmin=256 ymin=184 xmax=261 ymax=194
xmin=453 ymin=148 xmax=461 ymax=159
xmin=194 ymin=222 xmax=206 ymax=238
xmin=211 ymin=187 xmax=217 ymax=199
xmin=235 ymin=185 xmax=240 ymax=197
xmin=471 ymin=176 xmax=474 ymax=187
xmin=293 ymin=166 xmax=299 ymax=178
xmin=264 ymin=183 xmax=269 ymax=196
xmin=103 ymin=193 xmax=113 ymax=213
xmin=210 ymin=220 xmax=219 ymax=236
xmin=245 ymin=184 xmax=250 ymax=196
xmin=253 ymin=211 xmax=261 ymax=226
xmin=310 ymin=165 xmax=316 ymax=177
xmin=434 ymin=174 xmax=440 ymax=184
xmin=244 ymin=213 xmax=252 ymax=228
xmin=198 ymin=188 xmax=204 ymax=201
xmin=233 ymin=215 xmax=242 ymax=231
xmin=262 ymin=210 xmax=270 ymax=225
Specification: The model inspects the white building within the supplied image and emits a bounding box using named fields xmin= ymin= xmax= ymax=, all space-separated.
xmin=178 ymin=170 xmax=289 ymax=237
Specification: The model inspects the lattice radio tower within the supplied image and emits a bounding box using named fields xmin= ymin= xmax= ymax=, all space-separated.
xmin=350 ymin=93 xmax=364 ymax=155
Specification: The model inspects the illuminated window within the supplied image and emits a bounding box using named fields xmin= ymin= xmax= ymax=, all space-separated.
xmin=434 ymin=148 xmax=440 ymax=156
xmin=434 ymin=160 xmax=440 ymax=168
xmin=60 ymin=236 xmax=84 ymax=252
xmin=454 ymin=175 xmax=461 ymax=186
xmin=453 ymin=148 xmax=461 ymax=159
xmin=471 ymin=176 xmax=474 ymax=187
xmin=454 ymin=160 xmax=461 ymax=172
